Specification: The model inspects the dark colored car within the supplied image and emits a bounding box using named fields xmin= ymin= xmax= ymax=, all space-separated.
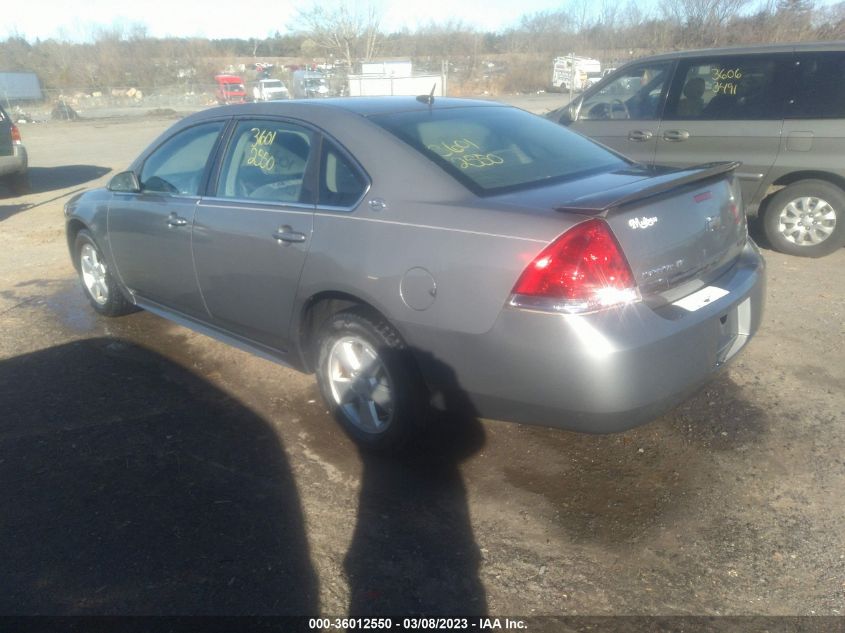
xmin=65 ymin=98 xmax=765 ymax=450
xmin=0 ymin=104 xmax=29 ymax=195
xmin=549 ymin=42 xmax=845 ymax=257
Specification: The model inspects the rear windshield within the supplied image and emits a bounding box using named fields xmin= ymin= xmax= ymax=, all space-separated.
xmin=370 ymin=106 xmax=626 ymax=195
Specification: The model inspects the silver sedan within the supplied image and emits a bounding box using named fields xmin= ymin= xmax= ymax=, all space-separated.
xmin=65 ymin=97 xmax=765 ymax=450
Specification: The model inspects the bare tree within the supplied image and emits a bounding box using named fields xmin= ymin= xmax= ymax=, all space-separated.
xmin=297 ymin=2 xmax=381 ymax=68
xmin=660 ymin=0 xmax=753 ymax=45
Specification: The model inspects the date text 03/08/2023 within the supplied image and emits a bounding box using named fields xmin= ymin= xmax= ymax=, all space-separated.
xmin=308 ymin=617 xmax=529 ymax=630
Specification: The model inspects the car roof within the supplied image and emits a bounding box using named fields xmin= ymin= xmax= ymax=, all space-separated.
xmin=185 ymin=97 xmax=505 ymax=124
xmin=629 ymin=40 xmax=845 ymax=64
xmin=317 ymin=96 xmax=502 ymax=116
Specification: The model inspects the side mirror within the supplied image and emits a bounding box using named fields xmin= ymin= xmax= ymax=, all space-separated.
xmin=563 ymin=98 xmax=583 ymax=124
xmin=108 ymin=171 xmax=141 ymax=193
xmin=550 ymin=98 xmax=581 ymax=126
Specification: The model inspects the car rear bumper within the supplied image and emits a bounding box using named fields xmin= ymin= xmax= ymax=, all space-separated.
xmin=0 ymin=146 xmax=28 ymax=177
xmin=413 ymin=240 xmax=766 ymax=433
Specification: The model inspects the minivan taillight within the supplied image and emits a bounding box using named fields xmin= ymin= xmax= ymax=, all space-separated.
xmin=509 ymin=218 xmax=640 ymax=314
xmin=10 ymin=125 xmax=22 ymax=144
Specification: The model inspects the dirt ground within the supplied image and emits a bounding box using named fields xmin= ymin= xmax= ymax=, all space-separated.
xmin=1 ymin=106 xmax=843 ymax=620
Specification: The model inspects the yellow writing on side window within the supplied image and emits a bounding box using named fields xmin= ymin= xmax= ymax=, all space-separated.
xmin=251 ymin=128 xmax=277 ymax=146
xmin=427 ymin=138 xmax=505 ymax=170
xmin=246 ymin=128 xmax=278 ymax=172
xmin=709 ymin=67 xmax=742 ymax=96
xmin=710 ymin=67 xmax=743 ymax=81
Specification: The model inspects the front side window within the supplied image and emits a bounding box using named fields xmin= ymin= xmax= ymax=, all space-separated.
xmin=371 ymin=106 xmax=626 ymax=195
xmin=665 ymin=56 xmax=784 ymax=120
xmin=216 ymin=120 xmax=315 ymax=204
xmin=579 ymin=63 xmax=672 ymax=121
xmin=140 ymin=122 xmax=224 ymax=195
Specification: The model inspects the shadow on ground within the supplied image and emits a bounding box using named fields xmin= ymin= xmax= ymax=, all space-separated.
xmin=0 ymin=338 xmax=317 ymax=614
xmin=26 ymin=165 xmax=112 ymax=195
xmin=0 ymin=165 xmax=111 ymax=221
xmin=343 ymin=353 xmax=488 ymax=616
xmin=0 ymin=201 xmax=34 ymax=222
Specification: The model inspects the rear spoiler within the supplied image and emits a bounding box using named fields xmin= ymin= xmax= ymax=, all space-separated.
xmin=555 ymin=161 xmax=741 ymax=215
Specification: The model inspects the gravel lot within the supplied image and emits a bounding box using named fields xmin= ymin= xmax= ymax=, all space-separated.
xmin=1 ymin=105 xmax=843 ymax=620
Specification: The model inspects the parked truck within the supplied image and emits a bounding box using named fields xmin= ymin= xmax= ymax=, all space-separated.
xmin=291 ymin=70 xmax=330 ymax=99
xmin=551 ymin=56 xmax=602 ymax=92
xmin=249 ymin=78 xmax=290 ymax=101
xmin=214 ymin=74 xmax=247 ymax=104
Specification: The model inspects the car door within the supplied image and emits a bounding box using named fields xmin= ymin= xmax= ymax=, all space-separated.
xmin=654 ymin=54 xmax=790 ymax=208
xmin=779 ymin=51 xmax=845 ymax=187
xmin=568 ymin=61 xmax=674 ymax=164
xmin=107 ymin=120 xmax=226 ymax=318
xmin=192 ymin=118 xmax=318 ymax=351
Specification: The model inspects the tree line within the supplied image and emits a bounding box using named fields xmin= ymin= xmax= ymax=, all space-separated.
xmin=1 ymin=0 xmax=843 ymax=95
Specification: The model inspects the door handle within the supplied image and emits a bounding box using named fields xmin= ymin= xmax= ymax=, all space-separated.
xmin=167 ymin=213 xmax=188 ymax=227
xmin=628 ymin=130 xmax=654 ymax=142
xmin=272 ymin=226 xmax=307 ymax=243
xmin=662 ymin=129 xmax=690 ymax=142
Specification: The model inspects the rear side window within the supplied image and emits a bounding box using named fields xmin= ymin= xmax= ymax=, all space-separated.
xmin=370 ymin=106 xmax=625 ymax=195
xmin=318 ymin=141 xmax=367 ymax=207
xmin=140 ymin=122 xmax=224 ymax=195
xmin=665 ymin=56 xmax=786 ymax=120
xmin=787 ymin=52 xmax=845 ymax=119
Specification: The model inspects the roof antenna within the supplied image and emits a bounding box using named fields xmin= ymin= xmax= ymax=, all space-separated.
xmin=416 ymin=83 xmax=437 ymax=105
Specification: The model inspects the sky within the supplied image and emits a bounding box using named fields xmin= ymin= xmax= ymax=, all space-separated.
xmin=6 ymin=0 xmax=567 ymax=42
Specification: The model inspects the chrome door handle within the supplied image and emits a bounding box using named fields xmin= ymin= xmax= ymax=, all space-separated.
xmin=663 ymin=129 xmax=690 ymax=142
xmin=167 ymin=213 xmax=188 ymax=227
xmin=272 ymin=227 xmax=307 ymax=243
xmin=628 ymin=130 xmax=654 ymax=142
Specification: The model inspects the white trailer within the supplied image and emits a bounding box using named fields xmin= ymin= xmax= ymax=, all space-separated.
xmin=347 ymin=74 xmax=443 ymax=97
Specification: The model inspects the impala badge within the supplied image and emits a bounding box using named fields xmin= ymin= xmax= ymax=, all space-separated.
xmin=628 ymin=216 xmax=658 ymax=230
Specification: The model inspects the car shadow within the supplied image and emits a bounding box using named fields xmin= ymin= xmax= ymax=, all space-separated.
xmin=27 ymin=165 xmax=112 ymax=195
xmin=0 ymin=338 xmax=318 ymax=614
xmin=344 ymin=351 xmax=488 ymax=616
xmin=0 ymin=201 xmax=34 ymax=221
xmin=0 ymin=164 xmax=111 ymax=205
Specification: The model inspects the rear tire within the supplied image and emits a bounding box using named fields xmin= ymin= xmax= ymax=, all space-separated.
xmin=74 ymin=229 xmax=137 ymax=317
xmin=315 ymin=308 xmax=426 ymax=451
xmin=762 ymin=180 xmax=845 ymax=257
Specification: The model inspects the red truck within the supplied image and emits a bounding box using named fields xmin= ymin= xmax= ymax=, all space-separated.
xmin=214 ymin=74 xmax=247 ymax=104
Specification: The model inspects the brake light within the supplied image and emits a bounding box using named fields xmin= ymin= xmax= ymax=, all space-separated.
xmin=10 ymin=125 xmax=21 ymax=144
xmin=509 ymin=218 xmax=640 ymax=314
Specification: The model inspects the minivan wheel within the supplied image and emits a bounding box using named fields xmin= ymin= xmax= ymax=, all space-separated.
xmin=763 ymin=180 xmax=845 ymax=257
xmin=74 ymin=229 xmax=137 ymax=316
xmin=315 ymin=309 xmax=425 ymax=451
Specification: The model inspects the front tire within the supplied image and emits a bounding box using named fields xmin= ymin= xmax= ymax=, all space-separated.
xmin=762 ymin=180 xmax=845 ymax=257
xmin=74 ymin=229 xmax=137 ymax=316
xmin=315 ymin=309 xmax=426 ymax=451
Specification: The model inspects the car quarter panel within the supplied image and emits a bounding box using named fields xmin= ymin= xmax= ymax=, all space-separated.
xmin=299 ymin=202 xmax=565 ymax=338
xmin=411 ymin=242 xmax=765 ymax=432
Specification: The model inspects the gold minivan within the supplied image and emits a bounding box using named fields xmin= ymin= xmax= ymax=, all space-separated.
xmin=549 ymin=42 xmax=845 ymax=257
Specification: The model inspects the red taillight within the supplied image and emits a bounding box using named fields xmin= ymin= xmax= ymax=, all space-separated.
xmin=10 ymin=125 xmax=22 ymax=144
xmin=510 ymin=218 xmax=639 ymax=314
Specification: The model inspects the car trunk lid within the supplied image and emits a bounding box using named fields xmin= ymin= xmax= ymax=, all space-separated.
xmin=496 ymin=162 xmax=747 ymax=306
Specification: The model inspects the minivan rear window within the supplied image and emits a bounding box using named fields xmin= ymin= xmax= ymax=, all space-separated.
xmin=370 ymin=106 xmax=626 ymax=195
xmin=788 ymin=52 xmax=845 ymax=119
